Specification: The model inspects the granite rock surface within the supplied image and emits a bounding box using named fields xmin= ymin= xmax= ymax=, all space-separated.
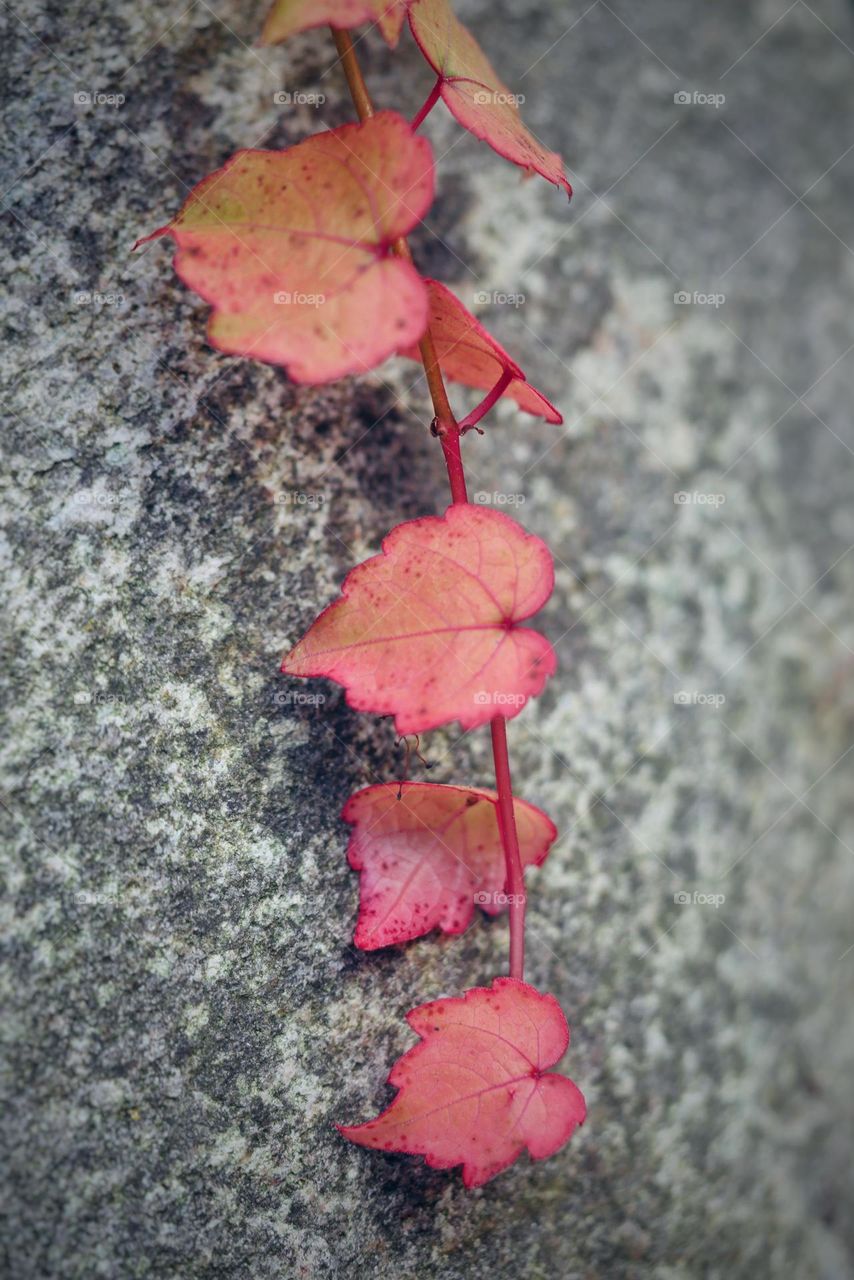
xmin=3 ymin=1 xmax=854 ymax=1276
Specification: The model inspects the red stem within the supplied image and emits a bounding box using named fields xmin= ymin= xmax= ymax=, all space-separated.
xmin=439 ymin=423 xmax=468 ymax=505
xmin=458 ymin=369 xmax=514 ymax=434
xmin=491 ymin=717 xmax=526 ymax=980
xmin=331 ymin=28 xmax=526 ymax=981
xmin=411 ymin=76 xmax=443 ymax=131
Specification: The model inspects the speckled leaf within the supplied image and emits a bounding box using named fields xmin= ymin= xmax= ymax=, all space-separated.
xmin=261 ymin=0 xmax=409 ymax=47
xmin=280 ymin=504 xmax=556 ymax=734
xmin=339 ymin=978 xmax=586 ymax=1186
xmin=135 ymin=112 xmax=433 ymax=383
xmin=408 ymin=0 xmax=571 ymax=195
xmin=343 ymin=782 xmax=557 ymax=948
xmin=401 ymin=279 xmax=562 ymax=422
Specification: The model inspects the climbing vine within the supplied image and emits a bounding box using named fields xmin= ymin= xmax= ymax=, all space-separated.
xmin=138 ymin=0 xmax=585 ymax=1188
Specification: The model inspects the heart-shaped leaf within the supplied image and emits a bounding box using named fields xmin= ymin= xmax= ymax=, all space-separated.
xmin=281 ymin=504 xmax=556 ymax=734
xmin=408 ymin=0 xmax=571 ymax=195
xmin=401 ymin=279 xmax=562 ymax=422
xmin=135 ymin=112 xmax=433 ymax=383
xmin=339 ymin=977 xmax=585 ymax=1186
xmin=262 ymin=0 xmax=409 ymax=47
xmin=344 ymin=781 xmax=557 ymax=948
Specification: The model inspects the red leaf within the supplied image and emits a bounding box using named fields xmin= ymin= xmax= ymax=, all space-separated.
xmin=343 ymin=782 xmax=557 ymax=948
xmin=339 ymin=977 xmax=585 ymax=1186
xmin=135 ymin=112 xmax=433 ymax=383
xmin=408 ymin=0 xmax=571 ymax=195
xmin=281 ymin=504 xmax=556 ymax=734
xmin=401 ymin=280 xmax=562 ymax=423
xmin=261 ymin=0 xmax=409 ymax=47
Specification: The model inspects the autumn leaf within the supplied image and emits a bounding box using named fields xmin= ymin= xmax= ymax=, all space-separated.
xmin=339 ymin=977 xmax=585 ymax=1186
xmin=401 ymin=279 xmax=562 ymax=423
xmin=261 ymin=0 xmax=409 ymax=47
xmin=344 ymin=782 xmax=557 ymax=948
xmin=281 ymin=504 xmax=556 ymax=734
xmin=408 ymin=0 xmax=571 ymax=195
xmin=135 ymin=112 xmax=433 ymax=383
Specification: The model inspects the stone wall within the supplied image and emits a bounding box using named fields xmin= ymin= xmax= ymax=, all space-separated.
xmin=3 ymin=1 xmax=854 ymax=1275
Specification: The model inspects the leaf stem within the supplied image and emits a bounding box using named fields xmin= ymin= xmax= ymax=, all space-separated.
xmin=458 ymin=369 xmax=514 ymax=434
xmin=330 ymin=25 xmax=525 ymax=981
xmin=411 ymin=76 xmax=443 ymax=131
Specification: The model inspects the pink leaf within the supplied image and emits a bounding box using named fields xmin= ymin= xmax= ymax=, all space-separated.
xmin=261 ymin=0 xmax=409 ymax=47
xmin=135 ymin=113 xmax=433 ymax=384
xmin=340 ymin=977 xmax=586 ymax=1186
xmin=401 ymin=279 xmax=562 ymax=423
xmin=281 ymin=503 xmax=556 ymax=734
xmin=408 ymin=0 xmax=571 ymax=195
xmin=343 ymin=781 xmax=557 ymax=948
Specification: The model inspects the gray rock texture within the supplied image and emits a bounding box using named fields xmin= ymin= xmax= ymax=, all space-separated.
xmin=3 ymin=0 xmax=854 ymax=1276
